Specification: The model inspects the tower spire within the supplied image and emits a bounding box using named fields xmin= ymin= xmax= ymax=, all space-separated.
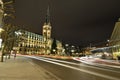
xmin=42 ymin=5 xmax=52 ymax=54
xmin=45 ymin=5 xmax=50 ymax=24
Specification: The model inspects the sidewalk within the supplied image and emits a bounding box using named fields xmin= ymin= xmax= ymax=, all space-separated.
xmin=0 ymin=55 xmax=61 ymax=80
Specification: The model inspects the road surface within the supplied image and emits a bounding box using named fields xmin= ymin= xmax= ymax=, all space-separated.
xmin=25 ymin=56 xmax=120 ymax=80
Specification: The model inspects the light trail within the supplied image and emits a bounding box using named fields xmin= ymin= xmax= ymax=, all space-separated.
xmin=25 ymin=56 xmax=120 ymax=80
xmin=35 ymin=56 xmax=120 ymax=74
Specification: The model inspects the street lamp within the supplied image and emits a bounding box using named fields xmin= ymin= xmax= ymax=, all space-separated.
xmin=106 ymin=39 xmax=110 ymax=47
xmin=53 ymin=49 xmax=56 ymax=53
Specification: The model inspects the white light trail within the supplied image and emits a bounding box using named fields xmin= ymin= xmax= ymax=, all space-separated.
xmin=35 ymin=56 xmax=120 ymax=73
xmin=26 ymin=56 xmax=120 ymax=80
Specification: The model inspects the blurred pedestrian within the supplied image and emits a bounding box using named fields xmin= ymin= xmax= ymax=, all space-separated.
xmin=117 ymin=56 xmax=120 ymax=63
xmin=12 ymin=50 xmax=17 ymax=59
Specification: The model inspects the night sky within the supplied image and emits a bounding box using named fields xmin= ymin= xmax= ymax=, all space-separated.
xmin=14 ymin=0 xmax=120 ymax=46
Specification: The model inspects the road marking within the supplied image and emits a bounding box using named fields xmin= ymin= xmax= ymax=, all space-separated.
xmin=26 ymin=56 xmax=120 ymax=80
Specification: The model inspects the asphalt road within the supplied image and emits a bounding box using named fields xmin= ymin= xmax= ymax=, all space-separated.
xmin=25 ymin=56 xmax=120 ymax=80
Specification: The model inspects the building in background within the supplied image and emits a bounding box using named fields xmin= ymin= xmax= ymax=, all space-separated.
xmin=110 ymin=18 xmax=120 ymax=45
xmin=109 ymin=18 xmax=120 ymax=59
xmin=90 ymin=19 xmax=120 ymax=60
xmin=56 ymin=40 xmax=64 ymax=55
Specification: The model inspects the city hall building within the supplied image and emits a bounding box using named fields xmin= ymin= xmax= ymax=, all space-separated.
xmin=13 ymin=6 xmax=63 ymax=55
xmin=13 ymin=29 xmax=63 ymax=55
xmin=13 ymin=29 xmax=44 ymax=55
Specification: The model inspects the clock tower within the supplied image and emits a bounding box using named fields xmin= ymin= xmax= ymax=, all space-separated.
xmin=43 ymin=6 xmax=51 ymax=41
xmin=42 ymin=6 xmax=52 ymax=54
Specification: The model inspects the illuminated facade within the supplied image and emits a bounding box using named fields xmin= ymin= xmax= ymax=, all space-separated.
xmin=13 ymin=29 xmax=63 ymax=55
xmin=42 ymin=6 xmax=52 ymax=54
xmin=13 ymin=6 xmax=64 ymax=55
xmin=56 ymin=40 xmax=64 ymax=55
xmin=13 ymin=29 xmax=44 ymax=55
xmin=110 ymin=18 xmax=120 ymax=45
xmin=109 ymin=18 xmax=120 ymax=59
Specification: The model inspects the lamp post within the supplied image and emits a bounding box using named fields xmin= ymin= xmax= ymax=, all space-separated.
xmin=106 ymin=39 xmax=110 ymax=47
